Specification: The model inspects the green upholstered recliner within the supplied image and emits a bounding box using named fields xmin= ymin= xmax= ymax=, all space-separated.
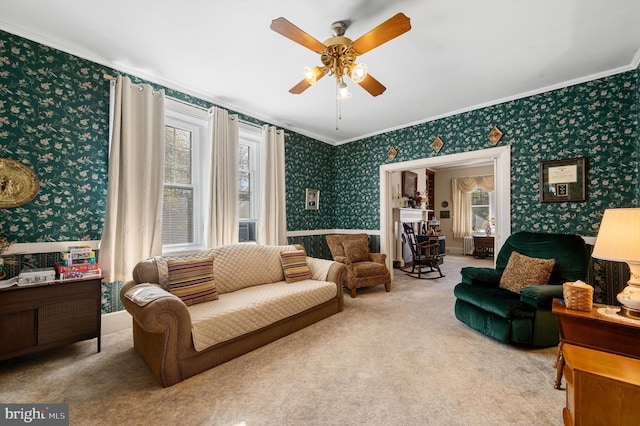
xmin=453 ymin=231 xmax=589 ymax=347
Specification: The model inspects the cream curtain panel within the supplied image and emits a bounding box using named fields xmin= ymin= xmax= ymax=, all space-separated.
xmin=451 ymin=175 xmax=494 ymax=239
xmin=258 ymin=126 xmax=288 ymax=245
xmin=207 ymin=106 xmax=239 ymax=247
xmin=101 ymin=75 xmax=165 ymax=282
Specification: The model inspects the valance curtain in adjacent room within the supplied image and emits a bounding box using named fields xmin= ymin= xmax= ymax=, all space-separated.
xmin=258 ymin=126 xmax=288 ymax=245
xmin=451 ymin=175 xmax=494 ymax=239
xmin=207 ymin=106 xmax=239 ymax=247
xmin=101 ymin=75 xmax=165 ymax=282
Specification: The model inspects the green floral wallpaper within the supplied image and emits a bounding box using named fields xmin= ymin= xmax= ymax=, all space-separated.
xmin=0 ymin=31 xmax=334 ymax=244
xmin=332 ymin=71 xmax=639 ymax=235
xmin=0 ymin=33 xmax=110 ymax=241
xmin=285 ymin=133 xmax=336 ymax=231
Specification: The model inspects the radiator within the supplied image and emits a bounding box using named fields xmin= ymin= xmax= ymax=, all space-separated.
xmin=464 ymin=236 xmax=474 ymax=255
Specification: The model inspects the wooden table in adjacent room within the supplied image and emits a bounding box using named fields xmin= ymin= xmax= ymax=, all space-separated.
xmin=552 ymin=298 xmax=640 ymax=426
xmin=472 ymin=235 xmax=494 ymax=259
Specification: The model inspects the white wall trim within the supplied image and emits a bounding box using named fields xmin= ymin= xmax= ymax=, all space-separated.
xmin=286 ymin=229 xmax=380 ymax=237
xmin=101 ymin=310 xmax=131 ymax=335
xmin=380 ymin=146 xmax=512 ymax=278
xmin=4 ymin=240 xmax=100 ymax=255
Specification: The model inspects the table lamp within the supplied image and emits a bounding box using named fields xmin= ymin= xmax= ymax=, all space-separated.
xmin=591 ymin=208 xmax=640 ymax=318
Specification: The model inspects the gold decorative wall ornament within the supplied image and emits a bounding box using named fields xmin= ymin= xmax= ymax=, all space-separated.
xmin=431 ymin=136 xmax=444 ymax=153
xmin=0 ymin=158 xmax=40 ymax=208
xmin=387 ymin=145 xmax=398 ymax=161
xmin=488 ymin=126 xmax=503 ymax=145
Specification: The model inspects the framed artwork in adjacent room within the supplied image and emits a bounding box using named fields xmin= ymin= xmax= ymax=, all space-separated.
xmin=402 ymin=171 xmax=417 ymax=197
xmin=305 ymin=188 xmax=319 ymax=210
xmin=540 ymin=157 xmax=587 ymax=203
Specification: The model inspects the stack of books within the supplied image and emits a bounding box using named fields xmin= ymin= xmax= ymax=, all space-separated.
xmin=55 ymin=246 xmax=101 ymax=280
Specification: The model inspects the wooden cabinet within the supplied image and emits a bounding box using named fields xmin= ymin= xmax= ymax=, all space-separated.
xmin=0 ymin=277 xmax=101 ymax=361
xmin=562 ymin=344 xmax=640 ymax=426
xmin=553 ymin=299 xmax=640 ymax=425
xmin=426 ymin=169 xmax=435 ymax=219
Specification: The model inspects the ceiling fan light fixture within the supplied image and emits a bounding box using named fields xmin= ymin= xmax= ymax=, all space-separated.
xmin=304 ymin=66 xmax=321 ymax=85
xmin=337 ymin=82 xmax=352 ymax=100
xmin=349 ymin=63 xmax=368 ymax=83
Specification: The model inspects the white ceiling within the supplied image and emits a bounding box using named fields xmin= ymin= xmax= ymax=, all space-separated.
xmin=1 ymin=0 xmax=639 ymax=145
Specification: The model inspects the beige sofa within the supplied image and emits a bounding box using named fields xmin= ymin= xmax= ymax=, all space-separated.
xmin=120 ymin=244 xmax=345 ymax=387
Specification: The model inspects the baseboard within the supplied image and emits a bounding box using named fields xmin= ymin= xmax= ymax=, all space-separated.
xmin=102 ymin=310 xmax=131 ymax=335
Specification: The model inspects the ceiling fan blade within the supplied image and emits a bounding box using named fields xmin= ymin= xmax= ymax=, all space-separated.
xmin=289 ymin=69 xmax=327 ymax=94
xmin=357 ymin=73 xmax=386 ymax=97
xmin=351 ymin=13 xmax=411 ymax=55
xmin=270 ymin=17 xmax=327 ymax=54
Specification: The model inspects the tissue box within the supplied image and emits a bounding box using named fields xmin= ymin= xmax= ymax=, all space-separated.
xmin=563 ymin=280 xmax=594 ymax=312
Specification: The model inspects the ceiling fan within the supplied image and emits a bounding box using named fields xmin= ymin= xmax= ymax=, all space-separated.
xmin=270 ymin=13 xmax=411 ymax=98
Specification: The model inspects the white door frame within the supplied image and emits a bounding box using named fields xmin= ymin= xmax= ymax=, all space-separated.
xmin=379 ymin=145 xmax=511 ymax=278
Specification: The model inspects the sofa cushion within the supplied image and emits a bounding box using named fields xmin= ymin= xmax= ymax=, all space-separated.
xmin=188 ymin=280 xmax=338 ymax=351
xmin=210 ymin=244 xmax=298 ymax=294
xmin=135 ymin=250 xmax=216 ymax=290
xmin=499 ymin=252 xmax=555 ymax=293
xmin=167 ymin=257 xmax=218 ymax=305
xmin=352 ymin=261 xmax=387 ymax=278
xmin=454 ymin=283 xmax=535 ymax=319
xmin=280 ymin=250 xmax=312 ymax=283
xmin=326 ymin=233 xmax=369 ymax=258
xmin=343 ymin=239 xmax=369 ymax=263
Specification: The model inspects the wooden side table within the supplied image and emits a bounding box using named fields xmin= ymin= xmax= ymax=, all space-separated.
xmin=561 ymin=344 xmax=640 ymax=426
xmin=472 ymin=236 xmax=494 ymax=259
xmin=552 ymin=298 xmax=640 ymax=425
xmin=0 ymin=276 xmax=102 ymax=361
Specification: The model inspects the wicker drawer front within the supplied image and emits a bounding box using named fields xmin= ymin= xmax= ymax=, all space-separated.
xmin=38 ymin=298 xmax=98 ymax=345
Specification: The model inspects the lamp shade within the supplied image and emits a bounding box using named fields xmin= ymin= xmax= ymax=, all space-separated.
xmin=591 ymin=208 xmax=640 ymax=263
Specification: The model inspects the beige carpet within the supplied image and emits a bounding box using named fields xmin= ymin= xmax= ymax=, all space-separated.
xmin=0 ymin=255 xmax=565 ymax=426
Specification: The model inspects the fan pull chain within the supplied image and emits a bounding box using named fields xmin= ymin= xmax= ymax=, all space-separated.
xmin=335 ymin=87 xmax=341 ymax=131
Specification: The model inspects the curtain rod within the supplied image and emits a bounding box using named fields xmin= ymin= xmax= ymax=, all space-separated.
xmin=103 ymin=73 xmax=273 ymax=132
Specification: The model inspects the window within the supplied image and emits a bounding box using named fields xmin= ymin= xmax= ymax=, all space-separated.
xmin=238 ymin=124 xmax=261 ymax=242
xmin=162 ymin=100 xmax=208 ymax=252
xmin=471 ymin=188 xmax=494 ymax=232
xmin=162 ymin=105 xmax=261 ymax=250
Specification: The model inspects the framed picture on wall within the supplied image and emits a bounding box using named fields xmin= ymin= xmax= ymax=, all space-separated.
xmin=540 ymin=157 xmax=587 ymax=203
xmin=305 ymin=188 xmax=319 ymax=210
xmin=402 ymin=171 xmax=417 ymax=197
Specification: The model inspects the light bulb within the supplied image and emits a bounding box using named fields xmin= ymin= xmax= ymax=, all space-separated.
xmin=337 ymin=82 xmax=351 ymax=99
xmin=304 ymin=66 xmax=317 ymax=85
xmin=349 ymin=63 xmax=368 ymax=83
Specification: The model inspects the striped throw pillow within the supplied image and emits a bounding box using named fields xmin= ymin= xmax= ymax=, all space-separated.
xmin=167 ymin=257 xmax=218 ymax=305
xmin=280 ymin=250 xmax=312 ymax=283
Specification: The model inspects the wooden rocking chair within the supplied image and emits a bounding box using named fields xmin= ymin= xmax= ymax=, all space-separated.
xmin=401 ymin=223 xmax=445 ymax=279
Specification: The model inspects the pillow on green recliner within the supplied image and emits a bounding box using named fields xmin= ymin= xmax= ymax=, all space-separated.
xmin=499 ymin=251 xmax=555 ymax=294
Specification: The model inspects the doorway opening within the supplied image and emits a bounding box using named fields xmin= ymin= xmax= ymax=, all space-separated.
xmin=379 ymin=146 xmax=511 ymax=277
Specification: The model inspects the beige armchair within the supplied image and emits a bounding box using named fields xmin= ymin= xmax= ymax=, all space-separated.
xmin=325 ymin=233 xmax=391 ymax=298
